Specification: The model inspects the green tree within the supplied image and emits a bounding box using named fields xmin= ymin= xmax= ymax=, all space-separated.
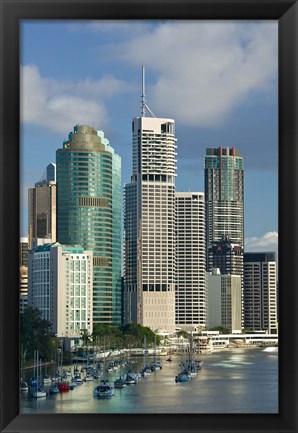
xmin=92 ymin=324 xmax=123 ymax=350
xmin=92 ymin=323 xmax=161 ymax=349
xmin=20 ymin=307 xmax=60 ymax=363
xmin=208 ymin=326 xmax=230 ymax=334
xmin=120 ymin=323 xmax=160 ymax=347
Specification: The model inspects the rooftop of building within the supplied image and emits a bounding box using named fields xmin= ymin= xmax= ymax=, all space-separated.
xmin=32 ymin=242 xmax=86 ymax=254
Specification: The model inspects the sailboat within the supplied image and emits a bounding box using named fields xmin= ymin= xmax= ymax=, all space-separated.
xmin=57 ymin=344 xmax=70 ymax=392
xmin=185 ymin=335 xmax=198 ymax=378
xmin=150 ymin=335 xmax=162 ymax=371
xmin=32 ymin=350 xmax=47 ymax=398
xmin=93 ymin=379 xmax=115 ymax=398
xmin=175 ymin=339 xmax=190 ymax=383
xmin=94 ymin=338 xmax=115 ymax=396
xmin=20 ymin=380 xmax=29 ymax=392
xmin=42 ymin=362 xmax=51 ymax=385
xmin=20 ymin=344 xmax=29 ymax=392
xmin=141 ymin=335 xmax=151 ymax=377
xmin=114 ymin=348 xmax=126 ymax=389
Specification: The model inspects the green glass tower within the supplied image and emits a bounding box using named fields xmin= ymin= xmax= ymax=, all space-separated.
xmin=56 ymin=125 xmax=121 ymax=325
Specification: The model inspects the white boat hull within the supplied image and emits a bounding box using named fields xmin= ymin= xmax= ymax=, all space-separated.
xmin=33 ymin=391 xmax=47 ymax=398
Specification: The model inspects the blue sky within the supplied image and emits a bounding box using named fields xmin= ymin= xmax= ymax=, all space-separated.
xmin=20 ymin=20 xmax=278 ymax=254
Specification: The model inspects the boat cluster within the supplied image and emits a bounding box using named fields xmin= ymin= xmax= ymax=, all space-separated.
xmin=93 ymin=359 xmax=163 ymax=399
xmin=21 ymin=357 xmax=164 ymax=399
xmin=20 ymin=363 xmax=105 ymax=398
xmin=175 ymin=359 xmax=203 ymax=383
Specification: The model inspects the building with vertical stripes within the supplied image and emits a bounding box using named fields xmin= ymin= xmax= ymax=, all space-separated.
xmin=207 ymin=268 xmax=242 ymax=332
xmin=28 ymin=242 xmax=93 ymax=337
xmin=243 ymin=252 xmax=278 ymax=333
xmin=175 ymin=192 xmax=206 ymax=331
xmin=204 ymin=147 xmax=244 ymax=258
xmin=56 ymin=125 xmax=121 ymax=325
xmin=124 ymin=116 xmax=177 ymax=333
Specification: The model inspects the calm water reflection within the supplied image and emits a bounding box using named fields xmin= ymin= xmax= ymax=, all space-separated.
xmin=20 ymin=348 xmax=278 ymax=414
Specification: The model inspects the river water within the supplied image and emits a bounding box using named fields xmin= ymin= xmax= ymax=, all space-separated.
xmin=20 ymin=348 xmax=278 ymax=414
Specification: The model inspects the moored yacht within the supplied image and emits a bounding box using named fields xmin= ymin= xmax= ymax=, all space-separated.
xmin=93 ymin=380 xmax=115 ymax=398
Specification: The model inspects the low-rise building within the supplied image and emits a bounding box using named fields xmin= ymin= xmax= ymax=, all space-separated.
xmin=207 ymin=268 xmax=242 ymax=332
xmin=28 ymin=242 xmax=93 ymax=338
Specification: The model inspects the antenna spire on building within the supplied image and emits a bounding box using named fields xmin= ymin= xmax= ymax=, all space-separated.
xmin=141 ymin=66 xmax=156 ymax=118
xmin=141 ymin=66 xmax=146 ymax=117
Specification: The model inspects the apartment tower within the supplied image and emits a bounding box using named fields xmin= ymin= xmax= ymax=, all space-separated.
xmin=204 ymin=147 xmax=244 ymax=262
xmin=56 ymin=125 xmax=121 ymax=325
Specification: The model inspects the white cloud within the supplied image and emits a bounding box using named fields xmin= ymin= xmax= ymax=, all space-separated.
xmin=245 ymin=231 xmax=278 ymax=252
xmin=87 ymin=20 xmax=151 ymax=35
xmin=113 ymin=21 xmax=277 ymax=126
xmin=20 ymin=65 xmax=132 ymax=134
xmin=21 ymin=21 xmax=278 ymax=133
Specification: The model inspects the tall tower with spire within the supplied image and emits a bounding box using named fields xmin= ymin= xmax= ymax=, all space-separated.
xmin=124 ymin=67 xmax=177 ymax=332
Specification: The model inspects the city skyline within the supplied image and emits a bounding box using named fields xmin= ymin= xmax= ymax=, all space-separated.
xmin=20 ymin=20 xmax=278 ymax=257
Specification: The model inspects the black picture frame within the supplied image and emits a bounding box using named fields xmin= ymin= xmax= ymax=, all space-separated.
xmin=0 ymin=0 xmax=297 ymax=432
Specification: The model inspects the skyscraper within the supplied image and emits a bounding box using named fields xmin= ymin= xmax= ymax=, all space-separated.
xmin=28 ymin=163 xmax=57 ymax=249
xmin=204 ymin=147 xmax=244 ymax=261
xmin=56 ymin=125 xmax=121 ymax=325
xmin=205 ymin=147 xmax=244 ymax=329
xmin=124 ymin=69 xmax=177 ymax=332
xmin=243 ymin=252 xmax=278 ymax=333
xmin=176 ymin=192 xmax=206 ymax=331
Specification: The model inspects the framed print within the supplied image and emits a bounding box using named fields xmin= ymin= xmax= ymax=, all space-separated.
xmin=0 ymin=0 xmax=297 ymax=432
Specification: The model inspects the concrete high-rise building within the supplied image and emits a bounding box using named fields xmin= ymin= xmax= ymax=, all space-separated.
xmin=243 ymin=252 xmax=278 ymax=333
xmin=28 ymin=164 xmax=57 ymax=249
xmin=20 ymin=237 xmax=29 ymax=313
xmin=28 ymin=242 xmax=93 ymax=337
xmin=124 ymin=72 xmax=177 ymax=332
xmin=207 ymin=235 xmax=243 ymax=276
xmin=207 ymin=268 xmax=242 ymax=332
xmin=175 ymin=192 xmax=206 ymax=331
xmin=204 ymin=147 xmax=244 ymax=263
xmin=56 ymin=125 xmax=121 ymax=325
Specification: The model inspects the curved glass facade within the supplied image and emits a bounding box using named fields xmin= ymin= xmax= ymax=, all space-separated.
xmin=56 ymin=125 xmax=121 ymax=325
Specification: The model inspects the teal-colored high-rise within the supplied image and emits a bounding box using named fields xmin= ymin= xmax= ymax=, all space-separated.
xmin=56 ymin=125 xmax=121 ymax=325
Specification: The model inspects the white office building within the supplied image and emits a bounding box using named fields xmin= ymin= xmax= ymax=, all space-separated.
xmin=28 ymin=242 xmax=93 ymax=337
xmin=207 ymin=268 xmax=242 ymax=332
xmin=176 ymin=192 xmax=206 ymax=331
xmin=243 ymin=252 xmax=278 ymax=333
xmin=124 ymin=111 xmax=177 ymax=332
